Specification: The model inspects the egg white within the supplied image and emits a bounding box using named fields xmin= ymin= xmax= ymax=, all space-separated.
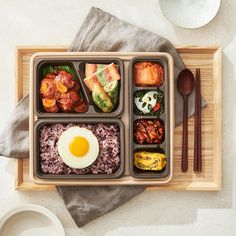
xmin=57 ymin=127 xmax=99 ymax=169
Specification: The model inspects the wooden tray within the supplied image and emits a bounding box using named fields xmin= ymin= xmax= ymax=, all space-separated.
xmin=15 ymin=46 xmax=222 ymax=191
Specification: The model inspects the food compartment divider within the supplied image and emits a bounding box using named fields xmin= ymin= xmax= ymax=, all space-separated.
xmin=33 ymin=118 xmax=125 ymax=180
xmin=34 ymin=58 xmax=124 ymax=118
xmin=129 ymin=56 xmax=170 ymax=179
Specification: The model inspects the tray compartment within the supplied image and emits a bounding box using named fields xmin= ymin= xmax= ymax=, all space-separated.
xmin=129 ymin=56 xmax=171 ymax=179
xmin=133 ymin=89 xmax=165 ymax=117
xmin=75 ymin=58 xmax=124 ymax=116
xmin=132 ymin=59 xmax=165 ymax=88
xmin=133 ymin=118 xmax=165 ymax=145
xmin=35 ymin=60 xmax=89 ymax=116
xmin=33 ymin=118 xmax=125 ymax=180
xmin=132 ymin=146 xmax=170 ymax=179
xmin=34 ymin=58 xmax=124 ymax=118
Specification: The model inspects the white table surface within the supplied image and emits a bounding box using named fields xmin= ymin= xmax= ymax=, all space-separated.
xmin=0 ymin=0 xmax=235 ymax=235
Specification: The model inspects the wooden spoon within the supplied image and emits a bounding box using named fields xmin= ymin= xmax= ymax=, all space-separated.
xmin=177 ymin=69 xmax=195 ymax=172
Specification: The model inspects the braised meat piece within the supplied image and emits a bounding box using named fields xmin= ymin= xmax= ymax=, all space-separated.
xmin=59 ymin=90 xmax=80 ymax=112
xmin=39 ymin=67 xmax=88 ymax=113
xmin=55 ymin=70 xmax=75 ymax=89
xmin=41 ymin=98 xmax=58 ymax=112
xmin=74 ymin=100 xmax=88 ymax=113
xmin=134 ymin=119 xmax=164 ymax=144
xmin=44 ymin=104 xmax=59 ymax=113
xmin=40 ymin=78 xmax=58 ymax=99
xmin=45 ymin=73 xmax=56 ymax=79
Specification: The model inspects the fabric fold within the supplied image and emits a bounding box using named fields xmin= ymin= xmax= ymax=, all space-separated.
xmin=0 ymin=95 xmax=29 ymax=159
xmin=58 ymin=185 xmax=145 ymax=227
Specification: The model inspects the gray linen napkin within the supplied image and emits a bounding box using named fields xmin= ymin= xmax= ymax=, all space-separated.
xmin=0 ymin=96 xmax=29 ymax=159
xmin=57 ymin=186 xmax=144 ymax=227
xmin=0 ymin=7 xmax=206 ymax=227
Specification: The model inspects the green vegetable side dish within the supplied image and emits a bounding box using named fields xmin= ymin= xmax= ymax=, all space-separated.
xmin=134 ymin=90 xmax=164 ymax=116
xmin=84 ymin=63 xmax=121 ymax=113
xmin=104 ymin=80 xmax=119 ymax=106
xmin=42 ymin=65 xmax=78 ymax=81
xmin=97 ymin=68 xmax=109 ymax=86
xmin=92 ymin=83 xmax=114 ymax=112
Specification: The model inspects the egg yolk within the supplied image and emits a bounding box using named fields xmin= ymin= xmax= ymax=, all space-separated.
xmin=69 ymin=136 xmax=89 ymax=157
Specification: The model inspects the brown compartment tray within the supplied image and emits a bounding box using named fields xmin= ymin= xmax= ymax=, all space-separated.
xmin=29 ymin=52 xmax=174 ymax=185
xmin=15 ymin=46 xmax=221 ymax=191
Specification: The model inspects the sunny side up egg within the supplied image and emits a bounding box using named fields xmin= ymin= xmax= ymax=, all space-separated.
xmin=57 ymin=127 xmax=99 ymax=169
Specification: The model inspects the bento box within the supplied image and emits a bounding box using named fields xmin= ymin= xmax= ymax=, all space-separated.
xmin=29 ymin=52 xmax=174 ymax=186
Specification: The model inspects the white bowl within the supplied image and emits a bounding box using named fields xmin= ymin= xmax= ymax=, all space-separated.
xmin=0 ymin=204 xmax=65 ymax=236
xmin=159 ymin=0 xmax=221 ymax=29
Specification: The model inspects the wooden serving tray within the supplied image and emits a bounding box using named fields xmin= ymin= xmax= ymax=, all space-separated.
xmin=15 ymin=46 xmax=222 ymax=191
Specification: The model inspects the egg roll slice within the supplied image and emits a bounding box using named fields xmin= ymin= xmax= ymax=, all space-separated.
xmin=134 ymin=151 xmax=166 ymax=171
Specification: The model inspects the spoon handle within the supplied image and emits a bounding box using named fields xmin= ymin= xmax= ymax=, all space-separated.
xmin=182 ymin=96 xmax=188 ymax=172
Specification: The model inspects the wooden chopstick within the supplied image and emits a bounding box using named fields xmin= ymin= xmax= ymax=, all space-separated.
xmin=194 ymin=69 xmax=199 ymax=171
xmin=194 ymin=68 xmax=202 ymax=172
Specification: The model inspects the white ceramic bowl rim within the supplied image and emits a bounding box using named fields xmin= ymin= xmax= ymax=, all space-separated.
xmin=0 ymin=204 xmax=65 ymax=236
xmin=159 ymin=0 xmax=221 ymax=29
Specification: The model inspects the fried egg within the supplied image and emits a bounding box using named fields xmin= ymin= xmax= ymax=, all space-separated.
xmin=57 ymin=127 xmax=99 ymax=169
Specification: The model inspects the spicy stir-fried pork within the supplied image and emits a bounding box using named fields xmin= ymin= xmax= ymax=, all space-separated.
xmin=40 ymin=69 xmax=88 ymax=113
xmin=134 ymin=119 xmax=164 ymax=144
